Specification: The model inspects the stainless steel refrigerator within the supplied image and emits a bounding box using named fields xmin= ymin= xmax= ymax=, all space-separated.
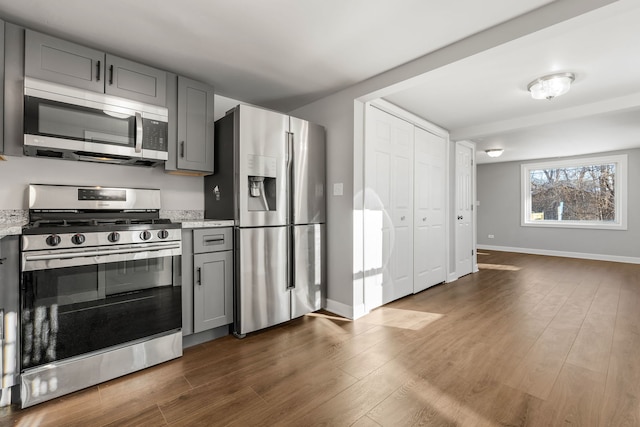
xmin=204 ymin=104 xmax=326 ymax=336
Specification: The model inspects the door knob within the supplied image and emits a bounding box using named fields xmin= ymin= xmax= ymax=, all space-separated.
xmin=457 ymin=215 xmax=463 ymax=220
xmin=422 ymin=217 xmax=427 ymax=222
xmin=401 ymin=216 xmax=406 ymax=221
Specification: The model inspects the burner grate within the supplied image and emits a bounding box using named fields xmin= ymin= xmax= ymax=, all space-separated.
xmin=30 ymin=217 xmax=173 ymax=228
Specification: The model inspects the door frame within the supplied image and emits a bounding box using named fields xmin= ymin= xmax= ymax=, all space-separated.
xmin=454 ymin=140 xmax=478 ymax=278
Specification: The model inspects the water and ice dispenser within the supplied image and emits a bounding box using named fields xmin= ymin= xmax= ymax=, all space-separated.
xmin=247 ymin=154 xmax=277 ymax=211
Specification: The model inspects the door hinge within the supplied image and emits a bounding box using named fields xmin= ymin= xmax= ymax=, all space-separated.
xmin=472 ymin=249 xmax=474 ymax=256
xmin=471 ymin=204 xmax=474 ymax=211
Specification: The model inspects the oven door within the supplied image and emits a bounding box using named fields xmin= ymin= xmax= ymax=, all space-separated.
xmin=20 ymin=242 xmax=181 ymax=371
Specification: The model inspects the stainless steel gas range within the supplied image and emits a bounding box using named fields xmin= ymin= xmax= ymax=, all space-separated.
xmin=19 ymin=184 xmax=183 ymax=408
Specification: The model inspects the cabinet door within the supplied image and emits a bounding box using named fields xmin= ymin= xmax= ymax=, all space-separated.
xmin=0 ymin=237 xmax=19 ymax=390
xmin=0 ymin=20 xmax=4 ymax=155
xmin=180 ymin=230 xmax=194 ymax=336
xmin=105 ymin=55 xmax=167 ymax=106
xmin=193 ymin=251 xmax=233 ymax=333
xmin=25 ymin=29 xmax=104 ymax=92
xmin=177 ymin=76 xmax=214 ymax=173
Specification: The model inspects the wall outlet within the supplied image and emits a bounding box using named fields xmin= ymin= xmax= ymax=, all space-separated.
xmin=488 ymin=234 xmax=495 ymax=239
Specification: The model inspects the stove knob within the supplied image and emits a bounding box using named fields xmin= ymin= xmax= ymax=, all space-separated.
xmin=157 ymin=230 xmax=169 ymax=239
xmin=46 ymin=234 xmax=61 ymax=247
xmin=71 ymin=234 xmax=86 ymax=245
xmin=140 ymin=230 xmax=152 ymax=241
xmin=108 ymin=232 xmax=120 ymax=243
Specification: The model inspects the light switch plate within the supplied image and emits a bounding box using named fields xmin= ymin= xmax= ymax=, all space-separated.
xmin=333 ymin=183 xmax=343 ymax=196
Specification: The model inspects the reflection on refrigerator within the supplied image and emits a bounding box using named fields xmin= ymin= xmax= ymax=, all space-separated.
xmin=205 ymin=104 xmax=326 ymax=336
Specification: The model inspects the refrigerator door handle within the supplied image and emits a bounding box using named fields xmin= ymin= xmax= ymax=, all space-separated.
xmin=287 ymin=225 xmax=295 ymax=290
xmin=287 ymin=131 xmax=295 ymax=224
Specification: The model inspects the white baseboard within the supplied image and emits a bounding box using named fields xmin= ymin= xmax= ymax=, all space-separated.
xmin=323 ymin=298 xmax=355 ymax=320
xmin=477 ymin=244 xmax=640 ymax=265
xmin=446 ymin=272 xmax=458 ymax=283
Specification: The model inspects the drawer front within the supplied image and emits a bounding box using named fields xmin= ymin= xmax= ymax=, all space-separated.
xmin=193 ymin=227 xmax=233 ymax=253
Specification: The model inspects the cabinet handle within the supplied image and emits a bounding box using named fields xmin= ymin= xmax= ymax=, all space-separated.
xmin=109 ymin=64 xmax=114 ymax=85
xmin=196 ymin=267 xmax=202 ymax=286
xmin=203 ymin=235 xmax=224 ymax=245
xmin=180 ymin=141 xmax=185 ymax=158
xmin=96 ymin=60 xmax=101 ymax=81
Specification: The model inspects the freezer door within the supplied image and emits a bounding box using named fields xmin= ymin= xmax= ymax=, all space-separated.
xmin=236 ymin=226 xmax=290 ymax=334
xmin=291 ymin=224 xmax=325 ymax=318
xmin=290 ymin=117 xmax=326 ymax=225
xmin=237 ymin=105 xmax=289 ymax=227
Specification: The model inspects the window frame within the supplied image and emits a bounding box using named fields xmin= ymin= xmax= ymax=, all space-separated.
xmin=521 ymin=154 xmax=627 ymax=230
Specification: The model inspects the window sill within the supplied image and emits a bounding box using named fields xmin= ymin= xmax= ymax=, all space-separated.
xmin=521 ymin=221 xmax=627 ymax=231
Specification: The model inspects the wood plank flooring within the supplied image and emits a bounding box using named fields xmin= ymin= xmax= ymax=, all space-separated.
xmin=2 ymin=250 xmax=639 ymax=426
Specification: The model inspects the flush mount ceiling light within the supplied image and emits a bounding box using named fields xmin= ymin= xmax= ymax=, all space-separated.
xmin=485 ymin=149 xmax=504 ymax=158
xmin=527 ymin=72 xmax=575 ymax=100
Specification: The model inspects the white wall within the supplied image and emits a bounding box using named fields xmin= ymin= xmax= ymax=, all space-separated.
xmin=477 ymin=149 xmax=640 ymax=263
xmin=0 ymin=94 xmax=242 ymax=211
xmin=291 ymin=0 xmax=611 ymax=318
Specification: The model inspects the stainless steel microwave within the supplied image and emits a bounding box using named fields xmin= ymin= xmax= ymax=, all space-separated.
xmin=23 ymin=78 xmax=169 ymax=166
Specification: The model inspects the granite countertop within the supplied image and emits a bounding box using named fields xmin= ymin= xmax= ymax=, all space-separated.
xmin=178 ymin=219 xmax=235 ymax=229
xmin=0 ymin=222 xmax=25 ymax=238
xmin=0 ymin=210 xmax=28 ymax=238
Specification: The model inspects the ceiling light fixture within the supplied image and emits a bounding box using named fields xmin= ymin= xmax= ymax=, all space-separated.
xmin=485 ymin=149 xmax=504 ymax=158
xmin=527 ymin=72 xmax=575 ymax=100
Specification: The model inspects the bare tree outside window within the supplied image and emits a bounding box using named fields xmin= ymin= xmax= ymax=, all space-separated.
xmin=521 ymin=155 xmax=627 ymax=230
xmin=529 ymin=164 xmax=615 ymax=222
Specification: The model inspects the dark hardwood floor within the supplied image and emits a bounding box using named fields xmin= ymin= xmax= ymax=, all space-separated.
xmin=2 ymin=250 xmax=639 ymax=426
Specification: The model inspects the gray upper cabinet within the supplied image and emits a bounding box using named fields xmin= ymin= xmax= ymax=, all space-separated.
xmin=176 ymin=76 xmax=214 ymax=173
xmin=25 ymin=30 xmax=105 ymax=93
xmin=24 ymin=29 xmax=166 ymax=106
xmin=105 ymin=55 xmax=166 ymax=106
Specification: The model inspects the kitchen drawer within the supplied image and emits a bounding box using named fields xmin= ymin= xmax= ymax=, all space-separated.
xmin=193 ymin=227 xmax=233 ymax=254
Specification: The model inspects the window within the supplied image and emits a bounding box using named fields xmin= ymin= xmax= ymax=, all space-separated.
xmin=521 ymin=154 xmax=627 ymax=230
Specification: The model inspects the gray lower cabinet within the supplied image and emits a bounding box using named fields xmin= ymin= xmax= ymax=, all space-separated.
xmin=24 ymin=29 xmax=166 ymax=106
xmin=0 ymin=236 xmax=20 ymax=399
xmin=182 ymin=227 xmax=233 ymax=336
xmin=0 ymin=19 xmax=5 ymax=155
xmin=193 ymin=250 xmax=233 ymax=333
xmin=165 ymin=75 xmax=215 ymax=175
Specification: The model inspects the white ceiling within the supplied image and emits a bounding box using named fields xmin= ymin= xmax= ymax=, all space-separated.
xmin=384 ymin=0 xmax=640 ymax=163
xmin=0 ymin=0 xmax=636 ymax=164
xmin=0 ymin=0 xmax=552 ymax=111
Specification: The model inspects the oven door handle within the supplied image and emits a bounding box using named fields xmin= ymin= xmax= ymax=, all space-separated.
xmin=23 ymin=242 xmax=181 ymax=262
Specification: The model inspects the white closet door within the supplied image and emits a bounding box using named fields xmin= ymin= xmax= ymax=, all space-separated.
xmin=414 ymin=127 xmax=447 ymax=293
xmin=455 ymin=142 xmax=474 ymax=278
xmin=364 ymin=106 xmax=414 ymax=311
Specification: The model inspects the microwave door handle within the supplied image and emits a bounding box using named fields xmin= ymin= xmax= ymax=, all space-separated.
xmin=135 ymin=112 xmax=143 ymax=153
